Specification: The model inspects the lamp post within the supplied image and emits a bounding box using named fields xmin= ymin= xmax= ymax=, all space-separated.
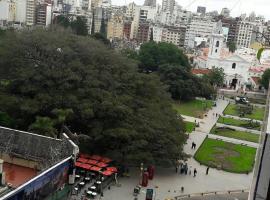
xmin=140 ymin=163 xmax=144 ymax=185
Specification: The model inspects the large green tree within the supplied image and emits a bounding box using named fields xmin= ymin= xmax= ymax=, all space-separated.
xmin=138 ymin=42 xmax=190 ymax=72
xmin=0 ymin=28 xmax=187 ymax=166
xmin=203 ymin=67 xmax=225 ymax=87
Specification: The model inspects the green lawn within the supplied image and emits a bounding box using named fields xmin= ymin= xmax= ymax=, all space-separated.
xmin=194 ymin=138 xmax=257 ymax=173
xmin=211 ymin=126 xmax=260 ymax=143
xmin=173 ymin=99 xmax=213 ymax=118
xmin=185 ymin=121 xmax=196 ymax=133
xmin=218 ymin=117 xmax=261 ymax=131
xmin=224 ymin=104 xmax=265 ymax=121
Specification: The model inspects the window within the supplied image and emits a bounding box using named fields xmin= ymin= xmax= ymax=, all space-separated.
xmin=232 ymin=63 xmax=236 ymax=69
xmin=216 ymin=41 xmax=220 ymax=47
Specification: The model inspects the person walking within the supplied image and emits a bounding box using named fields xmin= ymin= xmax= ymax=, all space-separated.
xmin=206 ymin=167 xmax=209 ymax=175
xmin=193 ymin=168 xmax=197 ymax=177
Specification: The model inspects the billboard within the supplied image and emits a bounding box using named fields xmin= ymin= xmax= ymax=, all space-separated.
xmin=3 ymin=157 xmax=74 ymax=200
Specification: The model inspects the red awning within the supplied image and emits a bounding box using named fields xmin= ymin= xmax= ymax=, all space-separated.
xmin=77 ymin=157 xmax=88 ymax=163
xmin=106 ymin=167 xmax=118 ymax=173
xmin=90 ymin=155 xmax=103 ymax=161
xmin=101 ymin=157 xmax=112 ymax=163
xmin=75 ymin=162 xmax=84 ymax=167
xmin=96 ymin=162 xmax=108 ymax=168
xmin=79 ymin=153 xmax=91 ymax=159
xmin=81 ymin=163 xmax=92 ymax=170
xmin=102 ymin=170 xmax=114 ymax=176
xmin=90 ymin=166 xmax=102 ymax=172
xmin=87 ymin=160 xmax=99 ymax=165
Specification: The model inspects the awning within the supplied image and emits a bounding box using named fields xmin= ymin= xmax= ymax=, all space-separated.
xmin=75 ymin=162 xmax=84 ymax=167
xmin=96 ymin=162 xmax=108 ymax=168
xmin=102 ymin=170 xmax=114 ymax=176
xmin=101 ymin=157 xmax=112 ymax=163
xmin=90 ymin=166 xmax=102 ymax=172
xmin=77 ymin=157 xmax=88 ymax=163
xmin=106 ymin=167 xmax=118 ymax=173
xmin=87 ymin=159 xmax=99 ymax=165
xmin=81 ymin=163 xmax=92 ymax=170
xmin=90 ymin=155 xmax=103 ymax=161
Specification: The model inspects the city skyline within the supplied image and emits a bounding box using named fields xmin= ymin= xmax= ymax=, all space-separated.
xmin=112 ymin=0 xmax=270 ymax=20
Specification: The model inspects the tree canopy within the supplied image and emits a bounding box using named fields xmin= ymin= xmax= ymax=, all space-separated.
xmin=0 ymin=29 xmax=187 ymax=166
xmin=135 ymin=42 xmax=215 ymax=101
xmin=138 ymin=42 xmax=190 ymax=72
xmin=203 ymin=67 xmax=225 ymax=87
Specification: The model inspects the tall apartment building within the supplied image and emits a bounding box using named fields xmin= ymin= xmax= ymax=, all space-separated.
xmin=235 ymin=21 xmax=254 ymax=48
xmin=221 ymin=17 xmax=240 ymax=44
xmin=144 ymin=0 xmax=156 ymax=7
xmin=220 ymin=8 xmax=230 ymax=18
xmin=263 ymin=25 xmax=270 ymax=47
xmin=137 ymin=21 xmax=150 ymax=43
xmin=185 ymin=17 xmax=216 ymax=48
xmin=161 ymin=0 xmax=175 ymax=14
xmin=107 ymin=14 xmax=124 ymax=40
xmin=197 ymin=6 xmax=206 ymax=15
xmin=123 ymin=20 xmax=132 ymax=39
xmin=0 ymin=0 xmax=16 ymax=22
xmin=162 ymin=26 xmax=186 ymax=47
xmin=26 ymin=0 xmax=36 ymax=26
xmin=130 ymin=5 xmax=157 ymax=39
xmin=36 ymin=1 xmax=52 ymax=26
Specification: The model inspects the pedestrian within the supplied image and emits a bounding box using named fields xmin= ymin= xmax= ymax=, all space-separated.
xmin=206 ymin=167 xmax=209 ymax=175
xmin=216 ymin=113 xmax=218 ymax=117
xmin=175 ymin=166 xmax=178 ymax=173
xmin=194 ymin=143 xmax=197 ymax=149
xmin=193 ymin=168 xmax=197 ymax=177
xmin=191 ymin=142 xmax=194 ymax=149
xmin=181 ymin=186 xmax=184 ymax=193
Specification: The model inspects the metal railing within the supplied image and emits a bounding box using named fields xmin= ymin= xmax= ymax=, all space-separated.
xmin=174 ymin=189 xmax=249 ymax=199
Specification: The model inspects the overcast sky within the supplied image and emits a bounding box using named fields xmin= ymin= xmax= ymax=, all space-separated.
xmin=111 ymin=0 xmax=270 ymax=20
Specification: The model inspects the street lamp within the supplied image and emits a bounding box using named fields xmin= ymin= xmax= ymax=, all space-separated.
xmin=140 ymin=163 xmax=144 ymax=185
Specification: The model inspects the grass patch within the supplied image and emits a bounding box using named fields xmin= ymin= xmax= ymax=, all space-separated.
xmin=211 ymin=126 xmax=260 ymax=143
xmin=218 ymin=117 xmax=261 ymax=131
xmin=173 ymin=99 xmax=212 ymax=118
xmin=185 ymin=121 xmax=196 ymax=133
xmin=224 ymin=104 xmax=265 ymax=121
xmin=194 ymin=138 xmax=256 ymax=173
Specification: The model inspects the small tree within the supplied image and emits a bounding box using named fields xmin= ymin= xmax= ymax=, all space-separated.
xmin=261 ymin=69 xmax=270 ymax=89
xmin=227 ymin=41 xmax=236 ymax=53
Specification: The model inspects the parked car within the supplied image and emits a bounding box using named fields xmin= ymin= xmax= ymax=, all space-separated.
xmin=235 ymin=96 xmax=249 ymax=104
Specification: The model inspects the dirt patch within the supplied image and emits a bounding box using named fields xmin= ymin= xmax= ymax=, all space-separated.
xmin=210 ymin=147 xmax=241 ymax=170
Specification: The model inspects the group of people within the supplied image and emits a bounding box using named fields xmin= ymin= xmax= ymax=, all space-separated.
xmin=212 ymin=112 xmax=220 ymax=118
xmin=176 ymin=161 xmax=198 ymax=177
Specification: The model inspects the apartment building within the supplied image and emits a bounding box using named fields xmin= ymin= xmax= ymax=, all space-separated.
xmin=185 ymin=17 xmax=216 ymax=48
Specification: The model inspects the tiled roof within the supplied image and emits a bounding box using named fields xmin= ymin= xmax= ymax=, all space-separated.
xmin=192 ymin=69 xmax=211 ymax=75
